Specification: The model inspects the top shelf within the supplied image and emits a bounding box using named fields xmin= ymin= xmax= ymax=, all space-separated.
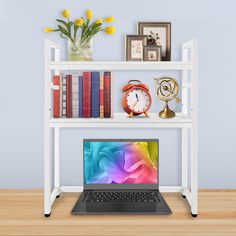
xmin=46 ymin=39 xmax=196 ymax=71
xmin=49 ymin=61 xmax=193 ymax=71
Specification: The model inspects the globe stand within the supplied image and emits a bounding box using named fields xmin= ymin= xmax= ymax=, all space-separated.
xmin=159 ymin=102 xmax=175 ymax=119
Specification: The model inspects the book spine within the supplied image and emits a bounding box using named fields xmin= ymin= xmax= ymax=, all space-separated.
xmin=104 ymin=71 xmax=111 ymax=118
xmin=83 ymin=72 xmax=91 ymax=118
xmin=66 ymin=75 xmax=72 ymax=118
xmin=53 ymin=75 xmax=60 ymax=118
xmin=61 ymin=75 xmax=67 ymax=118
xmin=99 ymin=75 xmax=104 ymax=118
xmin=79 ymin=76 xmax=83 ymax=118
xmin=110 ymin=72 xmax=113 ymax=118
xmin=91 ymin=72 xmax=100 ymax=118
xmin=72 ymin=74 xmax=79 ymax=118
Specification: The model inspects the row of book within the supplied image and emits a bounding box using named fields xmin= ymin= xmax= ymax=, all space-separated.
xmin=53 ymin=71 xmax=112 ymax=118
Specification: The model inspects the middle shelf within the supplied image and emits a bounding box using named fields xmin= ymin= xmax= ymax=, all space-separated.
xmin=49 ymin=112 xmax=192 ymax=128
xmin=49 ymin=61 xmax=192 ymax=71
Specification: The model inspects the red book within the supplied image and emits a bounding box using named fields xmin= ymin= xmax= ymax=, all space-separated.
xmin=66 ymin=75 xmax=72 ymax=118
xmin=104 ymin=72 xmax=111 ymax=118
xmin=83 ymin=72 xmax=92 ymax=118
xmin=53 ymin=75 xmax=60 ymax=118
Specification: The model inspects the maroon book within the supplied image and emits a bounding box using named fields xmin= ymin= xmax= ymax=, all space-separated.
xmin=53 ymin=75 xmax=60 ymax=118
xmin=83 ymin=72 xmax=92 ymax=118
xmin=104 ymin=72 xmax=111 ymax=118
xmin=66 ymin=75 xmax=72 ymax=118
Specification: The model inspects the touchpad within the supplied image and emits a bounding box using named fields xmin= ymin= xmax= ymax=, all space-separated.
xmin=85 ymin=202 xmax=156 ymax=212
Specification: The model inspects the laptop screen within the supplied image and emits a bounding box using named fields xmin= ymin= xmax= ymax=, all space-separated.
xmin=84 ymin=140 xmax=158 ymax=186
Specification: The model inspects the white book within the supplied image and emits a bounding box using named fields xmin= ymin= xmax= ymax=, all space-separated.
xmin=61 ymin=74 xmax=67 ymax=118
xmin=72 ymin=74 xmax=79 ymax=118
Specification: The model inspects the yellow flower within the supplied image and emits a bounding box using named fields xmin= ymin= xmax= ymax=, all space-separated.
xmin=62 ymin=9 xmax=70 ymax=19
xmin=95 ymin=19 xmax=103 ymax=24
xmin=75 ymin=18 xmax=84 ymax=27
xmin=105 ymin=26 xmax=116 ymax=35
xmin=86 ymin=10 xmax=92 ymax=20
xmin=44 ymin=27 xmax=54 ymax=33
xmin=104 ymin=16 xmax=115 ymax=23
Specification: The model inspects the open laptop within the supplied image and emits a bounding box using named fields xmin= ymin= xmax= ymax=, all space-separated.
xmin=72 ymin=139 xmax=172 ymax=214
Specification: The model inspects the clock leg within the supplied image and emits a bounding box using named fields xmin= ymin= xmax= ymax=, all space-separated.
xmin=129 ymin=112 xmax=133 ymax=118
xmin=144 ymin=112 xmax=149 ymax=118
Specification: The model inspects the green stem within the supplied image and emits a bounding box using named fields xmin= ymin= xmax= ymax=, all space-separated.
xmin=74 ymin=25 xmax=78 ymax=41
xmin=81 ymin=28 xmax=102 ymax=44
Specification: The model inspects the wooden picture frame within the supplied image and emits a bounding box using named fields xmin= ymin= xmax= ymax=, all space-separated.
xmin=143 ymin=46 xmax=162 ymax=61
xmin=125 ymin=35 xmax=147 ymax=61
xmin=138 ymin=22 xmax=171 ymax=61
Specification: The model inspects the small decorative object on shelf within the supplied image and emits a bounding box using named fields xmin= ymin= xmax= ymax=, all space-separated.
xmin=44 ymin=9 xmax=116 ymax=61
xmin=138 ymin=22 xmax=171 ymax=61
xmin=153 ymin=76 xmax=181 ymax=118
xmin=68 ymin=38 xmax=93 ymax=61
xmin=125 ymin=21 xmax=170 ymax=61
xmin=125 ymin=35 xmax=147 ymax=61
xmin=122 ymin=80 xmax=152 ymax=118
xmin=143 ymin=46 xmax=162 ymax=61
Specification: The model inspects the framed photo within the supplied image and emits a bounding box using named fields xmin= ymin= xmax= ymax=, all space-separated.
xmin=125 ymin=35 xmax=147 ymax=61
xmin=138 ymin=22 xmax=171 ymax=61
xmin=143 ymin=46 xmax=162 ymax=61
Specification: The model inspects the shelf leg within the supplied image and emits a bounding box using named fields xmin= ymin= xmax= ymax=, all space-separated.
xmin=181 ymin=127 xmax=188 ymax=197
xmin=181 ymin=46 xmax=189 ymax=199
xmin=191 ymin=39 xmax=198 ymax=215
xmin=191 ymin=127 xmax=198 ymax=215
xmin=44 ymin=126 xmax=52 ymax=215
xmin=54 ymin=127 xmax=60 ymax=197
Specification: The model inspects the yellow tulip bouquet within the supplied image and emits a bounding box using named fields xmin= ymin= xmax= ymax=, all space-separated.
xmin=44 ymin=9 xmax=116 ymax=61
xmin=45 ymin=9 xmax=116 ymax=60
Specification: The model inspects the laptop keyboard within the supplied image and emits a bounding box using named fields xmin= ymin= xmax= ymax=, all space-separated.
xmin=84 ymin=191 xmax=160 ymax=203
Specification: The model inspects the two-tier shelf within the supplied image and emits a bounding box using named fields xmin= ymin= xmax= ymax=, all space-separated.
xmin=44 ymin=39 xmax=198 ymax=217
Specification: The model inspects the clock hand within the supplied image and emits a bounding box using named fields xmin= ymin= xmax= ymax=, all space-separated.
xmin=135 ymin=93 xmax=139 ymax=101
xmin=131 ymin=101 xmax=138 ymax=109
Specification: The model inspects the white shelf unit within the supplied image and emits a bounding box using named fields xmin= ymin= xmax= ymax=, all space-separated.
xmin=44 ymin=39 xmax=198 ymax=216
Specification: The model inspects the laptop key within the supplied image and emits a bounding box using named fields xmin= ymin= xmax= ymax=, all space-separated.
xmin=85 ymin=191 xmax=159 ymax=203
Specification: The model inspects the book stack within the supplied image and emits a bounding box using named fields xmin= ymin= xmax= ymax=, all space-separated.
xmin=53 ymin=72 xmax=112 ymax=118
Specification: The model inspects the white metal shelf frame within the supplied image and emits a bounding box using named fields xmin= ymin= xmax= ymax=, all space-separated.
xmin=44 ymin=39 xmax=198 ymax=217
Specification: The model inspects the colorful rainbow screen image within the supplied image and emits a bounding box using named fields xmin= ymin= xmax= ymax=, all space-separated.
xmin=84 ymin=141 xmax=158 ymax=184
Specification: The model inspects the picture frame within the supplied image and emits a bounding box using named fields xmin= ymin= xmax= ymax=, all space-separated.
xmin=125 ymin=35 xmax=147 ymax=61
xmin=138 ymin=22 xmax=171 ymax=61
xmin=143 ymin=46 xmax=162 ymax=61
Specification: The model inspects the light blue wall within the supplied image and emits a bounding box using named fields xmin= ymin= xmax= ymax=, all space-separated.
xmin=0 ymin=0 xmax=236 ymax=188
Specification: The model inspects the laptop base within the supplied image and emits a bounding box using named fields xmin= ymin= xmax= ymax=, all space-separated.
xmin=72 ymin=190 xmax=172 ymax=215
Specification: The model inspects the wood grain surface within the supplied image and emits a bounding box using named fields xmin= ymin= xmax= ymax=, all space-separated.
xmin=0 ymin=190 xmax=235 ymax=236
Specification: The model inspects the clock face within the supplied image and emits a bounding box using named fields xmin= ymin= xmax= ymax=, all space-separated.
xmin=126 ymin=89 xmax=151 ymax=113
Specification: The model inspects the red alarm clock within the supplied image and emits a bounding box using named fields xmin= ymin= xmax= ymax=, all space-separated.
xmin=122 ymin=80 xmax=152 ymax=118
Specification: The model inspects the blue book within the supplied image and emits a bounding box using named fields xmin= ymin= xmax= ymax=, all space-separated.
xmin=91 ymin=72 xmax=100 ymax=118
xmin=79 ymin=75 xmax=83 ymax=118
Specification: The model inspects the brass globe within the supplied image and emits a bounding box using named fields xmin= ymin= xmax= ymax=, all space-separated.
xmin=153 ymin=76 xmax=181 ymax=118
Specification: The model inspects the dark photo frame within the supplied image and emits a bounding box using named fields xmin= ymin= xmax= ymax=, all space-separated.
xmin=143 ymin=46 xmax=162 ymax=61
xmin=138 ymin=22 xmax=171 ymax=61
xmin=125 ymin=35 xmax=147 ymax=61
